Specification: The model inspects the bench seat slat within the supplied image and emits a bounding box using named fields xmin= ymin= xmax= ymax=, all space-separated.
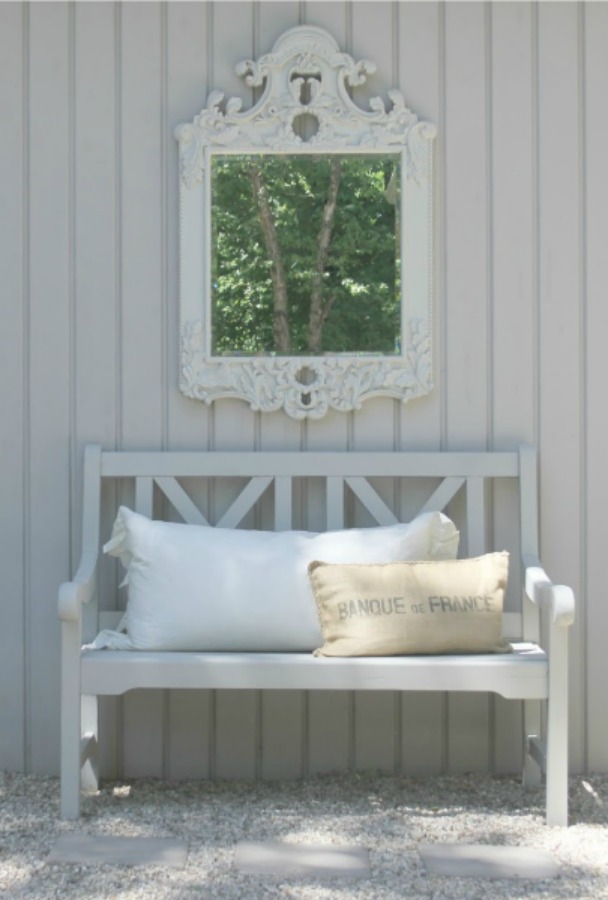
xmin=81 ymin=644 xmax=547 ymax=700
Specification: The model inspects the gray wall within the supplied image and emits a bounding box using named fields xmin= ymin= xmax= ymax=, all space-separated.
xmin=1 ymin=1 xmax=606 ymax=779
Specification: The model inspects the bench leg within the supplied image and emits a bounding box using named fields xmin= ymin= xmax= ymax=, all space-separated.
xmin=523 ymin=734 xmax=542 ymax=787
xmin=81 ymin=694 xmax=99 ymax=793
xmin=545 ymin=627 xmax=569 ymax=826
xmin=60 ymin=621 xmax=82 ymax=820
xmin=522 ymin=700 xmax=542 ymax=787
xmin=60 ymin=692 xmax=81 ymax=817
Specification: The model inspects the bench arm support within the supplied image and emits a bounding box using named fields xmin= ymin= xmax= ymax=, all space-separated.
xmin=523 ymin=555 xmax=575 ymax=627
xmin=58 ymin=551 xmax=99 ymax=623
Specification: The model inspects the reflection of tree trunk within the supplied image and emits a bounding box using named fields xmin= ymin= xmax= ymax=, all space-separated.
xmin=307 ymin=157 xmax=342 ymax=353
xmin=248 ymin=162 xmax=291 ymax=353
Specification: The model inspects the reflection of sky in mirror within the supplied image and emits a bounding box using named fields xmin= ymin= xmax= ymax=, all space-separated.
xmin=211 ymin=154 xmax=401 ymax=356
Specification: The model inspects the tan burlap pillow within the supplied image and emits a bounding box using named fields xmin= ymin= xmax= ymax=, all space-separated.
xmin=309 ymin=552 xmax=511 ymax=657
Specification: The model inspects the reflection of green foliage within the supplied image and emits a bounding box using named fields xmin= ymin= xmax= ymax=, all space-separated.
xmin=211 ymin=154 xmax=400 ymax=355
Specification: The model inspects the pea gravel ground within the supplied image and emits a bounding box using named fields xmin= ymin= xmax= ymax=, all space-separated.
xmin=1 ymin=771 xmax=607 ymax=899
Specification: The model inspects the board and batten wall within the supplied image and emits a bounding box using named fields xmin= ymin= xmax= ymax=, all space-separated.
xmin=1 ymin=0 xmax=606 ymax=780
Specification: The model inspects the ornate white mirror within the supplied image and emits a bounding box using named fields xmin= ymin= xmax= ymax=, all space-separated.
xmin=175 ymin=25 xmax=436 ymax=420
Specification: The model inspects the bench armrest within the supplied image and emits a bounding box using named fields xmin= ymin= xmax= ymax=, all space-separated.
xmin=58 ymin=551 xmax=99 ymax=623
xmin=522 ymin=554 xmax=575 ymax=627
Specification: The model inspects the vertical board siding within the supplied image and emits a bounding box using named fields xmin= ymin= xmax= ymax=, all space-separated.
xmin=443 ymin=2 xmax=492 ymax=775
xmin=0 ymin=2 xmax=26 ymax=771
xmin=119 ymin=0 xmax=167 ymax=778
xmin=489 ymin=1 xmax=536 ymax=773
xmin=536 ymin=2 xmax=584 ymax=775
xmin=165 ymin=1 xmax=213 ymax=782
xmin=27 ymin=1 xmax=72 ymax=774
xmin=396 ymin=1 xmax=445 ymax=775
xmin=0 ymin=0 xmax=603 ymax=778
xmin=584 ymin=1 xmax=608 ymax=772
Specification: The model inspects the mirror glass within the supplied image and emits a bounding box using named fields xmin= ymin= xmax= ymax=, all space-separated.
xmin=211 ymin=154 xmax=401 ymax=356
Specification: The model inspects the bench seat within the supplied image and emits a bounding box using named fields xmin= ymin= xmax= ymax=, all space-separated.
xmin=81 ymin=644 xmax=547 ymax=699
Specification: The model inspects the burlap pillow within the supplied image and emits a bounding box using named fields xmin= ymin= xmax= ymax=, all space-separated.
xmin=309 ymin=552 xmax=511 ymax=657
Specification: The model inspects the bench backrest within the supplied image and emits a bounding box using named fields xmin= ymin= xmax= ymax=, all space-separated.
xmin=81 ymin=445 xmax=539 ymax=644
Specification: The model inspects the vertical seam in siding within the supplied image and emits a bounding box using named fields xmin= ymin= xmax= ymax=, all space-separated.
xmin=484 ymin=2 xmax=496 ymax=773
xmin=345 ymin=2 xmax=352 ymax=54
xmin=391 ymin=1 xmax=400 ymax=669
xmin=531 ymin=4 xmax=540 ymax=451
xmin=115 ymin=0 xmax=123 ymax=451
xmin=207 ymin=2 xmax=217 ymax=769
xmin=255 ymin=690 xmax=263 ymax=779
xmin=161 ymin=1 xmax=168 ymax=453
xmin=22 ymin=0 xmax=31 ymax=774
xmin=68 ymin=1 xmax=76 ymax=580
xmin=114 ymin=0 xmax=124 ymax=777
xmin=392 ymin=1 xmax=398 ymax=87
xmin=438 ymin=1 xmax=447 ymax=451
xmin=160 ymin=1 xmax=170 ymax=780
xmin=578 ymin=0 xmax=589 ymax=772
xmin=207 ymin=3 xmax=216 ymax=453
xmin=301 ymin=692 xmax=309 ymax=778
xmin=485 ymin=2 xmax=493 ymax=455
xmin=437 ymin=1 xmax=448 ymax=772
xmin=348 ymin=692 xmax=356 ymax=772
xmin=393 ymin=1 xmax=402 ymax=452
xmin=252 ymin=7 xmax=262 ymax=480
xmin=253 ymin=1 xmax=259 ymax=55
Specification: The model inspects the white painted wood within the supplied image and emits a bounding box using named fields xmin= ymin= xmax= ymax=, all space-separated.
xmin=443 ymin=1 xmax=489 ymax=446
xmin=100 ymin=450 xmax=519 ymax=478
xmin=28 ymin=0 xmax=72 ymax=775
xmin=443 ymin=0 xmax=492 ymax=779
xmin=154 ymin=477 xmax=209 ymax=526
xmin=80 ymin=645 xmax=548 ymax=699
xmin=215 ymin=690 xmax=257 ymax=780
xmin=308 ymin=692 xmax=351 ymax=776
xmin=583 ymin=0 xmax=608 ymax=772
xmin=119 ymin=1 xmax=165 ymax=445
xmin=488 ymin=2 xmax=537 ymax=774
xmin=489 ymin=1 xmax=536 ymax=446
xmin=537 ymin=1 xmax=584 ymax=777
xmin=3 ymin=1 xmax=603 ymax=816
xmin=0 ymin=1 xmax=26 ymax=772
xmin=261 ymin=691 xmax=305 ymax=780
xmin=118 ymin=0 xmax=166 ymax=787
xmin=273 ymin=476 xmax=293 ymax=531
xmin=167 ymin=690 xmax=212 ymax=780
xmin=393 ymin=0 xmax=445 ymax=776
xmin=60 ymin=442 xmax=572 ymax=822
xmin=418 ymin=477 xmax=465 ymax=516
xmin=175 ymin=24 xmax=435 ymax=418
xmin=122 ymin=689 xmax=165 ymax=779
xmin=354 ymin=691 xmax=396 ymax=774
xmin=304 ymin=407 xmax=351 ymax=772
xmin=215 ymin=476 xmax=273 ymax=528
xmin=135 ymin=477 xmax=154 ymax=518
xmin=326 ymin=477 xmax=345 ymax=530
xmin=344 ymin=477 xmax=399 ymax=527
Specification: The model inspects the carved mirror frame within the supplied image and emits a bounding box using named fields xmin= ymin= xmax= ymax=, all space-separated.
xmin=175 ymin=25 xmax=436 ymax=420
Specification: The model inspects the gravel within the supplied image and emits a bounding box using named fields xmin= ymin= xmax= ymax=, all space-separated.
xmin=1 ymin=771 xmax=607 ymax=898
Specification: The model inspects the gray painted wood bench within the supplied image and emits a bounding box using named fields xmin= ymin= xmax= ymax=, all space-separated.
xmin=58 ymin=444 xmax=574 ymax=824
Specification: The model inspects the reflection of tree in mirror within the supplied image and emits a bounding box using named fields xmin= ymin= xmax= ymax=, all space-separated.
xmin=211 ymin=154 xmax=400 ymax=355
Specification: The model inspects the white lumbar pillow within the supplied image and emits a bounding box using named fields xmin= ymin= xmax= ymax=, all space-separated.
xmin=88 ymin=507 xmax=459 ymax=652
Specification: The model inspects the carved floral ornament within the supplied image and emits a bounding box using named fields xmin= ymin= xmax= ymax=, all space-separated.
xmin=175 ymin=25 xmax=436 ymax=420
